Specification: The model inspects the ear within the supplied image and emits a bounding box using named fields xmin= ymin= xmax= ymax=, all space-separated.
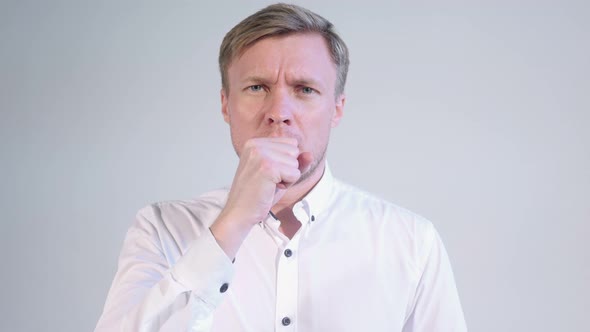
xmin=331 ymin=93 xmax=345 ymax=128
xmin=221 ymin=88 xmax=230 ymax=124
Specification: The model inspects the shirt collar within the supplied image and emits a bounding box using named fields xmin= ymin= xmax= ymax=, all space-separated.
xmin=260 ymin=162 xmax=335 ymax=228
xmin=299 ymin=161 xmax=334 ymax=223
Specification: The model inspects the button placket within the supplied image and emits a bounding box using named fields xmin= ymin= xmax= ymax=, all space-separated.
xmin=274 ymin=209 xmax=307 ymax=331
xmin=275 ymin=248 xmax=298 ymax=330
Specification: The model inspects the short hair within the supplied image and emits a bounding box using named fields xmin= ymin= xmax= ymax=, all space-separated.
xmin=219 ymin=3 xmax=350 ymax=96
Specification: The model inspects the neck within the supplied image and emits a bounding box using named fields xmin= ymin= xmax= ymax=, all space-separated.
xmin=271 ymin=159 xmax=325 ymax=215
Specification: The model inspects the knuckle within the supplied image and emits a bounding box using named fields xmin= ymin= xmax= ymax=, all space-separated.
xmin=285 ymin=167 xmax=300 ymax=179
xmin=288 ymin=148 xmax=299 ymax=158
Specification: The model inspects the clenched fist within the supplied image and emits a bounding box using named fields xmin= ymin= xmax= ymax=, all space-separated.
xmin=210 ymin=137 xmax=312 ymax=258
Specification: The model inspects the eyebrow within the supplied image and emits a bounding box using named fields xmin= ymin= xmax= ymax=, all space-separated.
xmin=290 ymin=78 xmax=322 ymax=88
xmin=241 ymin=76 xmax=324 ymax=89
xmin=241 ymin=76 xmax=273 ymax=86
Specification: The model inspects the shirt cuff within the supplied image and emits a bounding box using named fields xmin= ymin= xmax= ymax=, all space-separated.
xmin=170 ymin=229 xmax=235 ymax=309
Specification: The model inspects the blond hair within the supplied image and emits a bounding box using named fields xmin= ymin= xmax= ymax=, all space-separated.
xmin=219 ymin=3 xmax=350 ymax=96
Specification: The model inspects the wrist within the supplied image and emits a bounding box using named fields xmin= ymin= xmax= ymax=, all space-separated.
xmin=210 ymin=212 xmax=257 ymax=259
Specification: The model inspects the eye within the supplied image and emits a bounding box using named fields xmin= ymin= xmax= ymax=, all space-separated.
xmin=301 ymin=86 xmax=316 ymax=94
xmin=248 ymin=85 xmax=264 ymax=92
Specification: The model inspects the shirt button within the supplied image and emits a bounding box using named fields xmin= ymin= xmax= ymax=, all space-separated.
xmin=311 ymin=215 xmax=315 ymax=222
xmin=219 ymin=283 xmax=229 ymax=293
xmin=281 ymin=317 xmax=291 ymax=326
xmin=284 ymin=249 xmax=293 ymax=257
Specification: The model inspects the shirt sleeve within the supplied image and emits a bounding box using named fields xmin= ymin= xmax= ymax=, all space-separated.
xmin=94 ymin=205 xmax=235 ymax=332
xmin=402 ymin=224 xmax=468 ymax=332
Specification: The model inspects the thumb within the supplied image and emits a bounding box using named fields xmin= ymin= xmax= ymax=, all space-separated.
xmin=298 ymin=152 xmax=314 ymax=174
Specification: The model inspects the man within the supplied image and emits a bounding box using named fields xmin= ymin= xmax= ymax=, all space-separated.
xmin=95 ymin=3 xmax=467 ymax=331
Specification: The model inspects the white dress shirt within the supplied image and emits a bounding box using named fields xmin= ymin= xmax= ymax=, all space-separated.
xmin=95 ymin=166 xmax=467 ymax=332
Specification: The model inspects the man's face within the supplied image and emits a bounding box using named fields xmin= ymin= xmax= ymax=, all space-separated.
xmin=221 ymin=33 xmax=345 ymax=181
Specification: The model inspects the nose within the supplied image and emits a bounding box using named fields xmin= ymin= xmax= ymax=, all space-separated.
xmin=266 ymin=89 xmax=293 ymax=126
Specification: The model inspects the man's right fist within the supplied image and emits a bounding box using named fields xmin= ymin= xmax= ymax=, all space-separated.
xmin=210 ymin=137 xmax=312 ymax=259
xmin=222 ymin=137 xmax=311 ymax=225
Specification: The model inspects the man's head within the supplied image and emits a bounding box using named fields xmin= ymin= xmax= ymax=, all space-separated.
xmin=219 ymin=3 xmax=349 ymax=96
xmin=219 ymin=4 xmax=349 ymax=184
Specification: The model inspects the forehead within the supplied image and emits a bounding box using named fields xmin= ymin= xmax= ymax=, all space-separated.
xmin=228 ymin=33 xmax=337 ymax=85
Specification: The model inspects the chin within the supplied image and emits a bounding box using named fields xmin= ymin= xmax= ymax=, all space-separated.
xmin=296 ymin=154 xmax=325 ymax=185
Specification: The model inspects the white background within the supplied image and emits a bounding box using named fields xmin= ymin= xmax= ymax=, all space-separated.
xmin=1 ymin=0 xmax=588 ymax=331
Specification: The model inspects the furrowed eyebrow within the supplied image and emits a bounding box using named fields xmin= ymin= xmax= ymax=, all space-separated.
xmin=241 ymin=76 xmax=272 ymax=85
xmin=240 ymin=76 xmax=324 ymax=90
xmin=291 ymin=78 xmax=323 ymax=89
